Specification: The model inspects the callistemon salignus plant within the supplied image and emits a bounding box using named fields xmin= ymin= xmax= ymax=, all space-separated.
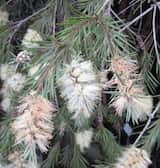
xmin=57 ymin=59 xmax=102 ymax=123
xmin=108 ymin=55 xmax=153 ymax=123
xmin=12 ymin=94 xmax=56 ymax=153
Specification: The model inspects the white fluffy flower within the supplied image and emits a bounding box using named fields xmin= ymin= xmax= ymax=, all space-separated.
xmin=113 ymin=146 xmax=151 ymax=168
xmin=75 ymin=130 xmax=93 ymax=152
xmin=127 ymin=95 xmax=153 ymax=122
xmin=112 ymin=95 xmax=153 ymax=123
xmin=6 ymin=73 xmax=25 ymax=92
xmin=111 ymin=80 xmax=153 ymax=123
xmin=0 ymin=10 xmax=8 ymax=25
xmin=67 ymin=84 xmax=101 ymax=119
xmin=57 ymin=59 xmax=102 ymax=120
xmin=22 ymin=29 xmax=42 ymax=48
xmin=1 ymin=97 xmax=11 ymax=112
xmin=0 ymin=64 xmax=15 ymax=81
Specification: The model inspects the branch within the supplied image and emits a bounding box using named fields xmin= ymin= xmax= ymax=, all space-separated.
xmin=118 ymin=0 xmax=140 ymax=16
xmin=153 ymin=4 xmax=160 ymax=64
xmin=119 ymin=6 xmax=153 ymax=32
xmin=134 ymin=102 xmax=160 ymax=145
xmin=111 ymin=9 xmax=137 ymax=37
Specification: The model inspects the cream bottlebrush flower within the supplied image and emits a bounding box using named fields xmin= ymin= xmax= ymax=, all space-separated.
xmin=75 ymin=129 xmax=93 ymax=152
xmin=0 ymin=64 xmax=15 ymax=81
xmin=113 ymin=146 xmax=151 ymax=168
xmin=1 ymin=97 xmax=11 ymax=112
xmin=22 ymin=29 xmax=42 ymax=48
xmin=111 ymin=83 xmax=153 ymax=122
xmin=0 ymin=10 xmax=8 ymax=25
xmin=57 ymin=59 xmax=102 ymax=119
xmin=67 ymin=83 xmax=102 ymax=119
xmin=127 ymin=95 xmax=153 ymax=121
xmin=112 ymin=95 xmax=153 ymax=120
xmin=12 ymin=95 xmax=55 ymax=153
xmin=6 ymin=73 xmax=26 ymax=92
xmin=111 ymin=96 xmax=128 ymax=116
xmin=111 ymin=56 xmax=138 ymax=84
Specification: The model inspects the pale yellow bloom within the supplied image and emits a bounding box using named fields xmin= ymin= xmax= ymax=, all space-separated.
xmin=111 ymin=96 xmax=128 ymax=116
xmin=113 ymin=146 xmax=151 ymax=168
xmin=75 ymin=130 xmax=93 ymax=152
xmin=111 ymin=80 xmax=153 ymax=123
xmin=12 ymin=95 xmax=55 ymax=153
xmin=22 ymin=29 xmax=42 ymax=48
xmin=111 ymin=56 xmax=138 ymax=83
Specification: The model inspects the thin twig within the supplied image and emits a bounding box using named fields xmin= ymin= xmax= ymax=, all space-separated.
xmin=111 ymin=9 xmax=137 ymax=37
xmin=157 ymin=2 xmax=160 ymax=11
xmin=119 ymin=6 xmax=153 ymax=32
xmin=153 ymin=5 xmax=160 ymax=64
xmin=106 ymin=0 xmax=112 ymax=16
xmin=118 ymin=0 xmax=140 ymax=15
xmin=134 ymin=102 xmax=160 ymax=145
xmin=137 ymin=0 xmax=143 ymax=34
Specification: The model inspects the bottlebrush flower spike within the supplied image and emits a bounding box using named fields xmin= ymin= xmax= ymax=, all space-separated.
xmin=75 ymin=129 xmax=93 ymax=152
xmin=113 ymin=146 xmax=151 ymax=168
xmin=111 ymin=56 xmax=138 ymax=85
xmin=12 ymin=95 xmax=56 ymax=153
xmin=57 ymin=59 xmax=102 ymax=120
xmin=22 ymin=29 xmax=42 ymax=48
xmin=111 ymin=96 xmax=128 ymax=116
xmin=111 ymin=81 xmax=153 ymax=123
